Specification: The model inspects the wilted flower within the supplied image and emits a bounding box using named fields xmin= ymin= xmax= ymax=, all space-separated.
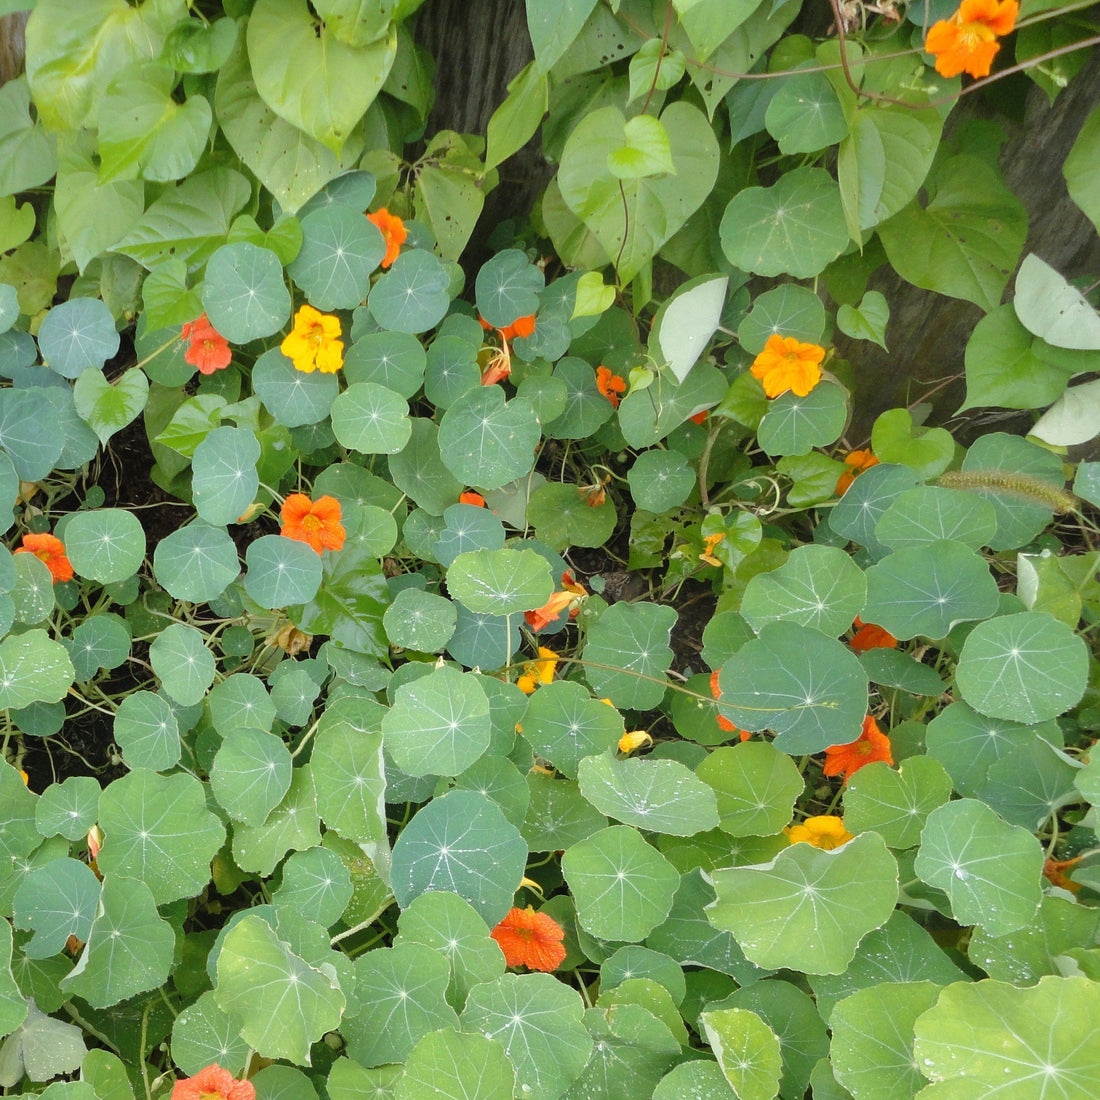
xmin=525 ymin=571 xmax=586 ymax=632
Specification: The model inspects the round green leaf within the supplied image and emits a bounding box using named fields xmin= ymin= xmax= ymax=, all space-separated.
xmin=956 ymin=611 xmax=1088 ymax=724
xmin=252 ymin=346 xmax=340 ymax=428
xmin=583 ymin=601 xmax=676 ymax=711
xmin=397 ymin=1029 xmax=515 ymax=1100
xmin=388 ymin=417 xmax=463 ymax=515
xmin=272 ymin=847 xmax=352 ymax=929
xmin=202 ymin=242 xmax=290 ymax=342
xmin=475 ymin=248 xmax=544 ymax=328
xmin=14 ymin=857 xmax=100 ymax=959
xmin=447 ymin=547 xmax=553 ymax=617
xmin=720 ymin=166 xmax=848 ymax=278
xmin=149 ymin=623 xmax=216 ymax=707
xmin=845 ymin=757 xmax=953 ymax=849
xmin=543 ymin=357 xmax=613 ymax=439
xmin=765 ymin=69 xmax=848 ymax=153
xmin=310 ymin=718 xmax=387 ymax=849
xmin=698 ymin=1007 xmax=782 ymax=1100
xmin=425 ymin=333 xmax=481 ymax=409
xmin=368 ymin=248 xmax=450 ymax=333
xmin=344 ymin=330 xmax=426 ymax=398
xmin=520 ymin=681 xmax=624 ymax=779
xmin=913 ymin=976 xmax=1100 ymax=1098
xmin=211 ymin=727 xmax=293 ymax=828
xmin=827 ymin=462 xmax=922 ymax=556
xmin=627 ymin=449 xmax=695 ymax=513
xmin=153 ymin=521 xmax=241 ymax=602
xmin=862 ymin=540 xmax=1000 ymax=641
xmin=914 ymin=798 xmax=1043 ymax=936
xmin=434 ymin=503 xmax=506 ymax=568
xmin=288 ymin=205 xmax=383 ymax=309
xmin=67 ymin=612 xmax=131 ymax=680
xmin=874 ymin=486 xmax=998 ymax=551
xmin=577 ymin=753 xmax=719 ymax=836
xmin=330 ymin=381 xmax=411 ymax=455
xmin=171 ymin=989 xmax=252 ymax=1077
xmin=0 ymin=388 xmax=64 ymax=480
xmin=447 ymin=604 xmax=522 ymax=669
xmin=34 ymin=776 xmax=101 ymax=841
xmin=114 ymin=690 xmax=181 ymax=772
xmin=527 ymin=479 xmax=618 ymax=551
xmin=716 ymin=622 xmax=869 ymax=754
xmin=438 ymin=387 xmax=541 ymax=491
xmin=654 ymin=1060 xmax=740 ymax=1100
xmin=192 ymin=426 xmax=260 ymax=526
xmin=383 ymin=666 xmax=491 ymax=778
xmin=738 ymin=283 xmax=826 ymax=357
xmin=391 ymin=791 xmax=528 ymax=924
xmin=981 ymin=736 xmax=1082 ymax=830
xmin=523 ymin=771 xmax=609 ymax=852
xmin=39 ymin=298 xmax=119 ymax=378
xmin=696 ymin=742 xmax=806 ymax=838
xmin=707 ymin=832 xmax=899 ymax=974
xmin=63 ymin=507 xmax=146 ymax=584
xmin=757 ymin=380 xmax=847 ymax=457
xmin=563 ymin=825 xmax=679 ymax=942
xmin=0 ymin=628 xmax=73 ymax=710
xmin=831 ymin=982 xmax=942 ymax=1100
xmin=383 ymin=587 xmax=456 ymax=652
xmin=740 ymin=544 xmax=867 ymax=636
xmin=244 ymin=534 xmax=324 ymax=609
xmin=461 ymin=972 xmax=593 ymax=1100
xmin=215 ymin=913 xmax=345 ymax=1066
xmin=98 ymin=769 xmax=226 ymax=904
xmin=208 ymin=674 xmax=276 ymax=734
xmin=12 ymin=552 xmax=53 ymax=626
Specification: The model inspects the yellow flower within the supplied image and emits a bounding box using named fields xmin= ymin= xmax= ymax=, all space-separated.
xmin=517 ymin=647 xmax=559 ymax=694
xmin=618 ymin=730 xmax=653 ymax=754
xmin=700 ymin=532 xmax=725 ymax=568
xmin=280 ymin=304 xmax=344 ymax=374
xmin=784 ymin=815 xmax=853 ymax=850
xmin=750 ymin=335 xmax=825 ymax=398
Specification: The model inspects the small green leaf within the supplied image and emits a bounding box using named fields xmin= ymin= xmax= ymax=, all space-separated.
xmin=699 ymin=1007 xmax=782 ymax=1100
xmin=73 ymin=366 xmax=148 ymax=446
xmin=202 ymin=242 xmax=291 ymax=343
xmin=148 ymin=623 xmax=216 ymax=707
xmin=837 ymin=290 xmax=889 ymax=350
xmin=39 ymin=298 xmax=119 ymax=378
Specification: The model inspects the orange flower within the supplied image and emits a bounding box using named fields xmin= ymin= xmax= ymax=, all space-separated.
xmin=596 ymin=365 xmax=626 ymax=408
xmin=517 ymin=647 xmax=559 ymax=694
xmin=172 ymin=1064 xmax=255 ymax=1100
xmin=836 ymin=449 xmax=879 ymax=495
xmin=750 ymin=335 xmax=825 ymax=398
xmin=459 ymin=491 xmax=487 ymax=507
xmin=699 ymin=532 xmax=724 ymax=568
xmin=689 ymin=410 xmax=709 ymax=425
xmin=280 ymin=304 xmax=343 ymax=374
xmin=181 ymin=313 xmax=232 ymax=375
xmin=823 ymin=714 xmax=893 ymax=782
xmin=925 ymin=0 xmax=1019 ymax=78
xmin=710 ymin=669 xmax=750 ymax=741
xmin=1043 ymin=855 xmax=1083 ymax=894
xmin=491 ymin=906 xmax=567 ymax=972
xmin=15 ymin=532 xmax=73 ymax=582
xmin=279 ymin=493 xmax=346 ymax=554
xmin=525 ymin=571 xmax=586 ymax=632
xmin=784 ymin=815 xmax=853 ymax=850
xmin=366 ymin=207 xmax=407 ymax=269
xmin=849 ymin=617 xmax=897 ymax=652
xmin=480 ymin=314 xmax=536 ymax=342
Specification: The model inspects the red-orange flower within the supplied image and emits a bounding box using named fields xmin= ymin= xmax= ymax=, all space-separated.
xmin=925 ymin=0 xmax=1018 ymax=78
xmin=366 ymin=207 xmax=407 ymax=268
xmin=171 ymin=1063 xmax=255 ymax=1100
xmin=596 ymin=365 xmax=627 ymax=408
xmin=181 ymin=313 xmax=232 ymax=375
xmin=750 ymin=335 xmax=825 ymax=398
xmin=525 ymin=571 xmax=586 ymax=632
xmin=823 ymin=714 xmax=893 ymax=782
xmin=836 ymin=449 xmax=879 ymax=495
xmin=459 ymin=491 xmax=487 ymax=507
xmin=15 ymin=532 xmax=73 ymax=582
xmin=710 ymin=669 xmax=750 ymax=741
xmin=689 ymin=410 xmax=709 ymax=425
xmin=279 ymin=494 xmax=346 ymax=554
xmin=849 ymin=617 xmax=897 ymax=652
xmin=491 ymin=907 xmax=566 ymax=972
xmin=480 ymin=313 xmax=536 ymax=342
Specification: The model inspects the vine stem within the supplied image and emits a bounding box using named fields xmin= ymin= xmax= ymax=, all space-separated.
xmin=640 ymin=0 xmax=675 ymax=116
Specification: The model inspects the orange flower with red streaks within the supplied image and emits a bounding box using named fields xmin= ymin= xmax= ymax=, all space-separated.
xmin=279 ymin=494 xmax=346 ymax=554
xmin=836 ymin=449 xmax=879 ymax=495
xmin=710 ymin=669 xmax=750 ymax=741
xmin=849 ymin=617 xmax=897 ymax=652
xmin=491 ymin=907 xmax=567 ymax=972
xmin=823 ymin=714 xmax=893 ymax=782
xmin=181 ymin=313 xmax=232 ymax=375
xmin=366 ymin=208 xmax=407 ymax=268
xmin=171 ymin=1063 xmax=255 ymax=1100
xmin=596 ymin=365 xmax=626 ymax=408
xmin=525 ymin=571 xmax=586 ymax=632
xmin=15 ymin=532 xmax=73 ymax=582
xmin=926 ymin=0 xmax=1019 ymax=78
xmin=750 ymin=335 xmax=825 ymax=398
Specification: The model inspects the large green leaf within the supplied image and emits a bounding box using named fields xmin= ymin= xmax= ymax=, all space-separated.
xmin=913 ymin=977 xmax=1100 ymax=1098
xmin=210 ymin=727 xmax=293 ymax=828
xmin=696 ymin=741 xmax=806 ymax=838
xmin=0 ymin=629 xmax=74 ymax=711
xmin=878 ymin=154 xmax=1027 ymax=312
xmin=148 ymin=622 xmax=216 ymax=706
xmin=558 ymin=102 xmax=719 ymax=284
xmin=708 ymin=832 xmax=899 ymax=974
xmin=583 ymin=601 xmax=676 ymax=711
xmin=191 ymin=425 xmax=261 ymax=526
xmin=447 ymin=548 xmax=553 ymax=617
xmin=247 ymin=0 xmax=396 ymax=152
xmin=437 ymin=387 xmax=541 ymax=491
xmin=397 ymin=1029 xmax=516 ymax=1100
xmin=0 ymin=77 xmax=57 ymax=199
xmin=202 ymin=243 xmax=290 ymax=343
xmin=290 ymin=206 xmax=384 ymax=310
xmin=97 ymin=769 xmax=225 ymax=905
xmin=13 ymin=857 xmax=100 ymax=959
xmin=311 ymin=719 xmax=387 ymax=851
xmin=527 ymin=0 xmax=599 ymax=71
xmin=874 ymin=486 xmax=997 ymax=552
xmin=914 ymin=799 xmax=1043 ymax=936
xmin=757 ymin=381 xmax=848 ymax=457
xmin=845 ymin=757 xmax=953 ymax=850
xmin=215 ymin=913 xmax=345 ymax=1065
xmin=152 ymin=521 xmax=240 ymax=602
xmin=171 ymin=990 xmax=252 ymax=1078
xmin=1064 ymin=102 xmax=1100 ymax=233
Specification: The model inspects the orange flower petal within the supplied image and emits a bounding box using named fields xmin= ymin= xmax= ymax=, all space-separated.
xmin=490 ymin=907 xmax=567 ymax=972
xmin=822 ymin=715 xmax=893 ymax=782
xmin=366 ymin=208 xmax=408 ymax=269
xmin=171 ymin=1063 xmax=256 ymax=1100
